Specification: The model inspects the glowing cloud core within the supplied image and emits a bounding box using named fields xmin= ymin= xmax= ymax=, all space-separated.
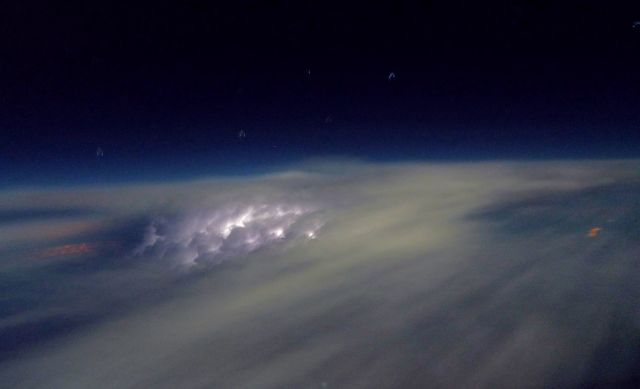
xmin=135 ymin=203 xmax=322 ymax=267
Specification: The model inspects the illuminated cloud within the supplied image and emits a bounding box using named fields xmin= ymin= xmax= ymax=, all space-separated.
xmin=135 ymin=203 xmax=324 ymax=267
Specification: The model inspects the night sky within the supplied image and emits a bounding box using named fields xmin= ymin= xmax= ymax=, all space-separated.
xmin=3 ymin=1 xmax=640 ymax=185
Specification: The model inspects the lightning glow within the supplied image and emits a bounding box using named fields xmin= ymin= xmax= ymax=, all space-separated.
xmin=135 ymin=202 xmax=322 ymax=267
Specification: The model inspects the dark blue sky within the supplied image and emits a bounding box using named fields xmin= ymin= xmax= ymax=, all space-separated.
xmin=2 ymin=1 xmax=640 ymax=186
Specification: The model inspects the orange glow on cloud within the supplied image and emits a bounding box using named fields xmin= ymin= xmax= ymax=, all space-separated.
xmin=25 ymin=241 xmax=121 ymax=261
xmin=30 ymin=242 xmax=111 ymax=259
xmin=586 ymin=227 xmax=602 ymax=238
xmin=32 ymin=242 xmax=96 ymax=259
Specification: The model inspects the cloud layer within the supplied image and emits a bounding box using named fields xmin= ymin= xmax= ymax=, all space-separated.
xmin=0 ymin=160 xmax=639 ymax=388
